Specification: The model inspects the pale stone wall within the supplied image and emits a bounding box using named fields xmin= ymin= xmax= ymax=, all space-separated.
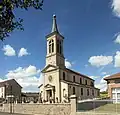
xmin=61 ymin=82 xmax=68 ymax=102
xmin=43 ymin=69 xmax=61 ymax=102
xmin=2 ymin=103 xmax=71 ymax=115
xmin=46 ymin=34 xmax=65 ymax=67
xmin=59 ymin=69 xmax=99 ymax=100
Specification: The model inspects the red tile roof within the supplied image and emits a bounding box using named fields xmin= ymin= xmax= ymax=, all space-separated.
xmin=104 ymin=73 xmax=120 ymax=80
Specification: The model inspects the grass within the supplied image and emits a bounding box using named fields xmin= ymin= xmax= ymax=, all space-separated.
xmin=100 ymin=92 xmax=108 ymax=99
xmin=89 ymin=104 xmax=120 ymax=113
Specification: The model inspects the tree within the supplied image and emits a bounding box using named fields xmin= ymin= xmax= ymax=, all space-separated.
xmin=0 ymin=0 xmax=43 ymax=41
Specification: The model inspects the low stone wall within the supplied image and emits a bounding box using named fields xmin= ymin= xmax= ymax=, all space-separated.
xmin=2 ymin=103 xmax=71 ymax=115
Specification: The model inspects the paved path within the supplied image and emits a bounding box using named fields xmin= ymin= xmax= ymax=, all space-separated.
xmin=0 ymin=112 xmax=30 ymax=115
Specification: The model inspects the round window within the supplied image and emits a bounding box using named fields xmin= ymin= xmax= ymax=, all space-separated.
xmin=48 ymin=75 xmax=52 ymax=82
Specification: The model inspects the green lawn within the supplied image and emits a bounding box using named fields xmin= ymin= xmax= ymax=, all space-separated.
xmin=89 ymin=104 xmax=120 ymax=113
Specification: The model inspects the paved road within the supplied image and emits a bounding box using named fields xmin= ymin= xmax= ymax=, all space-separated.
xmin=0 ymin=112 xmax=30 ymax=115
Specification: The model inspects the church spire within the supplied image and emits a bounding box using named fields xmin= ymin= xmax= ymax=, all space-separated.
xmin=51 ymin=15 xmax=58 ymax=33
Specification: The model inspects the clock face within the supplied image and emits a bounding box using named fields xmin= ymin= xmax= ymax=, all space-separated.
xmin=48 ymin=75 xmax=52 ymax=82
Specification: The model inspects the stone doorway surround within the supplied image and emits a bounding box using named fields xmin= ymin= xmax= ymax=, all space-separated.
xmin=44 ymin=84 xmax=55 ymax=103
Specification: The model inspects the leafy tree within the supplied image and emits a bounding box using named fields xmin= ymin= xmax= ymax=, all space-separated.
xmin=0 ymin=0 xmax=43 ymax=41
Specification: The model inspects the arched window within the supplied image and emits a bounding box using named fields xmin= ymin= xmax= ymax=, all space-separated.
xmin=57 ymin=39 xmax=59 ymax=53
xmin=49 ymin=39 xmax=54 ymax=53
xmin=73 ymin=76 xmax=75 ymax=82
xmin=60 ymin=41 xmax=62 ymax=54
xmin=81 ymin=88 xmax=83 ymax=95
xmin=49 ymin=40 xmax=51 ymax=53
xmin=87 ymin=89 xmax=89 ymax=96
xmin=85 ymin=80 xmax=87 ymax=85
xmin=92 ymin=90 xmax=94 ymax=96
xmin=63 ymin=72 xmax=65 ymax=80
xmin=73 ymin=87 xmax=75 ymax=95
xmin=57 ymin=39 xmax=62 ymax=54
xmin=51 ymin=39 xmax=54 ymax=52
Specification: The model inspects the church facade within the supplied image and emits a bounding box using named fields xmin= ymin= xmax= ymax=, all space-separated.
xmin=39 ymin=15 xmax=100 ymax=103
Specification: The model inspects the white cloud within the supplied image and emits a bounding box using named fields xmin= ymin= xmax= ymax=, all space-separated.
xmin=95 ymin=83 xmax=107 ymax=92
xmin=112 ymin=0 xmax=120 ymax=18
xmin=18 ymin=48 xmax=30 ymax=57
xmin=2 ymin=45 xmax=16 ymax=56
xmin=95 ymin=75 xmax=110 ymax=92
xmin=114 ymin=33 xmax=120 ymax=44
xmin=101 ymin=72 xmax=107 ymax=75
xmin=5 ymin=65 xmax=42 ymax=92
xmin=6 ymin=65 xmax=40 ymax=79
xmin=90 ymin=76 xmax=100 ymax=80
xmin=65 ymin=59 xmax=72 ymax=68
xmin=114 ymin=51 xmax=120 ymax=67
xmin=88 ymin=55 xmax=113 ymax=67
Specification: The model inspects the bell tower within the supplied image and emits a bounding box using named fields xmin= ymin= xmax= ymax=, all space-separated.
xmin=46 ymin=15 xmax=65 ymax=67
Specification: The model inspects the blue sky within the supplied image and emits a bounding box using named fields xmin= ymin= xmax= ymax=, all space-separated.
xmin=0 ymin=0 xmax=120 ymax=92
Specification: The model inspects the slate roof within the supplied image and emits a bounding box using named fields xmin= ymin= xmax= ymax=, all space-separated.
xmin=22 ymin=92 xmax=39 ymax=97
xmin=0 ymin=79 xmax=22 ymax=88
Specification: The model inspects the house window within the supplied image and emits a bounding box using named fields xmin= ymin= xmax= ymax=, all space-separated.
xmin=115 ymin=79 xmax=120 ymax=83
xmin=63 ymin=72 xmax=65 ymax=80
xmin=91 ymin=82 xmax=94 ymax=87
xmin=107 ymin=80 xmax=110 ymax=84
xmin=97 ymin=91 xmax=99 ymax=96
xmin=85 ymin=80 xmax=87 ymax=85
xmin=73 ymin=87 xmax=75 ymax=95
xmin=80 ymin=78 xmax=82 ymax=84
xmin=81 ymin=88 xmax=83 ymax=95
xmin=87 ymin=89 xmax=89 ymax=96
xmin=92 ymin=89 xmax=94 ymax=96
xmin=73 ymin=76 xmax=75 ymax=82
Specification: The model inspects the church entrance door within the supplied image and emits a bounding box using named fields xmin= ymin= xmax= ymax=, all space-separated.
xmin=47 ymin=90 xmax=52 ymax=103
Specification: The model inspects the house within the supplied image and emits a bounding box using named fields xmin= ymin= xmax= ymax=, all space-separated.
xmin=21 ymin=92 xmax=39 ymax=103
xmin=0 ymin=79 xmax=22 ymax=103
xmin=104 ymin=73 xmax=120 ymax=103
xmin=39 ymin=15 xmax=100 ymax=103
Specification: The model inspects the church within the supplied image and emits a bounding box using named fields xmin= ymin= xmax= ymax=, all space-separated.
xmin=39 ymin=15 xmax=100 ymax=103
